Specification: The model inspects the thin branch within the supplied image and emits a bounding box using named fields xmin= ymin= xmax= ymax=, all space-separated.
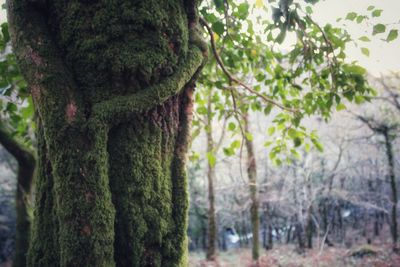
xmin=215 ymin=115 xmax=228 ymax=151
xmin=199 ymin=17 xmax=297 ymax=113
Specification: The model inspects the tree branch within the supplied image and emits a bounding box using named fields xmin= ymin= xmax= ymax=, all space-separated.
xmin=89 ymin=45 xmax=204 ymax=128
xmin=199 ymin=17 xmax=297 ymax=113
xmin=0 ymin=126 xmax=35 ymax=169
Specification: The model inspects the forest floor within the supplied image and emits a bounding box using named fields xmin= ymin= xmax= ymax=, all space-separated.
xmin=189 ymin=243 xmax=400 ymax=267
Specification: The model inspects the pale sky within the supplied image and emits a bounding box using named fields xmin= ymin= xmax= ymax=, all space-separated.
xmin=1 ymin=0 xmax=399 ymax=75
xmin=312 ymin=0 xmax=400 ymax=75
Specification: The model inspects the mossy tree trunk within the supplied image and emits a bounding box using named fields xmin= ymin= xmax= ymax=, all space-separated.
xmin=243 ymin=114 xmax=259 ymax=263
xmin=0 ymin=127 xmax=35 ymax=267
xmin=8 ymin=0 xmax=206 ymax=266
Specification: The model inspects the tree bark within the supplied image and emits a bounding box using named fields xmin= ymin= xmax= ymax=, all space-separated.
xmin=243 ymin=113 xmax=260 ymax=262
xmin=8 ymin=0 xmax=206 ymax=266
xmin=306 ymin=206 xmax=313 ymax=249
xmin=383 ymin=130 xmax=398 ymax=249
xmin=0 ymin=127 xmax=35 ymax=267
xmin=205 ymin=92 xmax=217 ymax=261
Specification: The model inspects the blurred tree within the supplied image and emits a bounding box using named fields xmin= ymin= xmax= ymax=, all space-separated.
xmin=0 ymin=21 xmax=35 ymax=267
xmin=0 ymin=127 xmax=34 ymax=267
xmin=356 ymin=115 xmax=398 ymax=250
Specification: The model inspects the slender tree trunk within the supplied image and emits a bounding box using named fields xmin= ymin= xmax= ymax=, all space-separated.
xmin=306 ymin=206 xmax=313 ymax=249
xmin=286 ymin=224 xmax=293 ymax=244
xmin=8 ymin=0 xmax=206 ymax=265
xmin=268 ymin=225 xmax=273 ymax=249
xmin=205 ymin=93 xmax=217 ymax=261
xmin=383 ymin=130 xmax=398 ymax=249
xmin=241 ymin=213 xmax=249 ymax=245
xmin=305 ymin=174 xmax=313 ymax=249
xmin=262 ymin=223 xmax=267 ymax=249
xmin=0 ymin=128 xmax=35 ymax=267
xmin=292 ymin=168 xmax=305 ymax=252
xmin=295 ymin=220 xmax=305 ymax=252
xmin=243 ymin=113 xmax=260 ymax=262
xmin=374 ymin=212 xmax=380 ymax=237
xmin=202 ymin=225 xmax=207 ymax=250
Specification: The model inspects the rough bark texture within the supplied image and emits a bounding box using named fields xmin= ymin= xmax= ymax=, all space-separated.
xmin=0 ymin=127 xmax=35 ymax=267
xmin=205 ymin=93 xmax=217 ymax=261
xmin=243 ymin=114 xmax=259 ymax=262
xmin=8 ymin=0 xmax=206 ymax=266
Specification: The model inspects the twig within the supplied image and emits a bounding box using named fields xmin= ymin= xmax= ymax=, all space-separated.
xmin=319 ymin=223 xmax=331 ymax=255
xmin=199 ymin=17 xmax=297 ymax=113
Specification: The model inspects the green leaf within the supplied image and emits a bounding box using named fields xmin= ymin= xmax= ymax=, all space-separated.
xmin=274 ymin=158 xmax=282 ymax=166
xmin=212 ymin=21 xmax=225 ymax=36
xmin=372 ymin=24 xmax=386 ymax=35
xmin=1 ymin=23 xmax=9 ymax=43
xmin=336 ymin=103 xmax=346 ymax=111
xmin=196 ymin=106 xmax=207 ymax=115
xmin=361 ymin=47 xmax=369 ymax=57
xmin=269 ymin=150 xmax=276 ymax=160
xmin=213 ymin=0 xmax=224 ymax=10
xmin=358 ymin=36 xmax=370 ymax=42
xmin=223 ymin=147 xmax=235 ymax=156
xmin=237 ymin=3 xmax=250 ymax=19
xmin=287 ymin=128 xmax=297 ymax=139
xmin=245 ymin=132 xmax=253 ymax=141
xmin=386 ymin=29 xmax=398 ymax=42
xmin=231 ymin=140 xmax=241 ymax=149
xmin=293 ymin=137 xmax=302 ymax=147
xmin=343 ymin=64 xmax=366 ymax=75
xmin=6 ymin=102 xmax=17 ymax=112
xmin=356 ymin=15 xmax=365 ymax=24
xmin=290 ymin=148 xmax=300 ymax=159
xmin=367 ymin=5 xmax=375 ymax=11
xmin=228 ymin=122 xmax=236 ymax=131
xmin=311 ymin=139 xmax=324 ymax=152
xmin=345 ymin=12 xmax=357 ymax=21
xmin=371 ymin=9 xmax=382 ymax=17
xmin=355 ymin=95 xmax=365 ymax=104
xmin=264 ymin=104 xmax=273 ymax=115
xmin=305 ymin=6 xmax=313 ymax=14
xmin=268 ymin=126 xmax=275 ymax=136
xmin=305 ymin=143 xmax=311 ymax=152
xmin=264 ymin=141 xmax=273 ymax=147
xmin=206 ymin=152 xmax=216 ymax=167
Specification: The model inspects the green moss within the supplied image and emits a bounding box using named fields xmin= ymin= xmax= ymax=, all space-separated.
xmin=28 ymin=119 xmax=60 ymax=266
xmin=46 ymin=0 xmax=189 ymax=103
xmin=9 ymin=0 xmax=206 ymax=266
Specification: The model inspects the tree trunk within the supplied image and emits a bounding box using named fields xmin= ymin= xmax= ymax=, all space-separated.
xmin=205 ymin=92 xmax=217 ymax=261
xmin=306 ymin=206 xmax=313 ymax=249
xmin=286 ymin=224 xmax=293 ymax=244
xmin=383 ymin=130 xmax=398 ymax=249
xmin=268 ymin=225 xmax=273 ymax=249
xmin=8 ymin=0 xmax=206 ymax=266
xmin=0 ymin=127 xmax=35 ymax=267
xmin=243 ymin=113 xmax=260 ymax=262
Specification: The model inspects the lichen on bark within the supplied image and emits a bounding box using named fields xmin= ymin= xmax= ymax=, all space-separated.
xmin=7 ymin=0 xmax=206 ymax=266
